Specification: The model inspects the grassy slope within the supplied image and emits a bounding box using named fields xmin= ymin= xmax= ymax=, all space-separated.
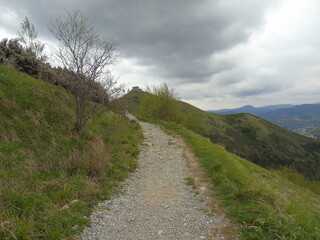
xmin=157 ymin=120 xmax=320 ymax=239
xmin=126 ymin=91 xmax=320 ymax=180
xmin=0 ymin=65 xmax=142 ymax=239
xmin=204 ymin=113 xmax=320 ymax=180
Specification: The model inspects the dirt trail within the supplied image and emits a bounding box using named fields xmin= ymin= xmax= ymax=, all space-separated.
xmin=80 ymin=115 xmax=235 ymax=240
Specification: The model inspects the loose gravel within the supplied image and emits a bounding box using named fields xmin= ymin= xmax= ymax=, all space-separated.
xmin=80 ymin=115 xmax=227 ymax=240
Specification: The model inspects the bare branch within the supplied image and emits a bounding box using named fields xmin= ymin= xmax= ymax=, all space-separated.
xmin=49 ymin=9 xmax=119 ymax=133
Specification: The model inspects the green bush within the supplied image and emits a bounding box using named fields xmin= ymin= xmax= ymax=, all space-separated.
xmin=0 ymin=38 xmax=40 ymax=77
xmin=139 ymin=83 xmax=182 ymax=122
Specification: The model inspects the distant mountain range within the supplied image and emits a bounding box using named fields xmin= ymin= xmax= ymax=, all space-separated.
xmin=127 ymin=91 xmax=320 ymax=180
xmin=209 ymin=103 xmax=320 ymax=138
xmin=209 ymin=104 xmax=295 ymax=115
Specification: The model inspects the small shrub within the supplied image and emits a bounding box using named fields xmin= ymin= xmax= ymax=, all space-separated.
xmin=139 ymin=83 xmax=182 ymax=122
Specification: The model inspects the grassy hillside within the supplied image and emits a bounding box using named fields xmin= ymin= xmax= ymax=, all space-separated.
xmin=0 ymin=65 xmax=142 ymax=239
xmin=157 ymin=120 xmax=320 ymax=239
xmin=126 ymin=91 xmax=320 ymax=181
xmin=205 ymin=113 xmax=320 ymax=180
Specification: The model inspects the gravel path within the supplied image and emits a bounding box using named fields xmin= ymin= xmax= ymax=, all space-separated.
xmin=80 ymin=115 xmax=228 ymax=240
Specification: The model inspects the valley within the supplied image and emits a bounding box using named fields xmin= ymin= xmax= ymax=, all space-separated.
xmin=1 ymin=2 xmax=319 ymax=238
xmin=1 ymin=65 xmax=319 ymax=239
xmin=126 ymin=89 xmax=320 ymax=238
xmin=209 ymin=103 xmax=320 ymax=139
xmin=127 ymin=91 xmax=320 ymax=181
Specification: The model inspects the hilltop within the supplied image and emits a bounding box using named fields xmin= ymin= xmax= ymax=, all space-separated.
xmin=125 ymin=89 xmax=320 ymax=239
xmin=126 ymin=90 xmax=320 ymax=181
xmin=1 ymin=68 xmax=319 ymax=239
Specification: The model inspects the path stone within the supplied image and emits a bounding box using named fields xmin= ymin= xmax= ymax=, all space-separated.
xmin=80 ymin=115 xmax=228 ymax=240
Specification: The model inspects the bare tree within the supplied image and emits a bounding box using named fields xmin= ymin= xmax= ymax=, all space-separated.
xmin=104 ymin=74 xmax=127 ymax=115
xmin=17 ymin=16 xmax=47 ymax=62
xmin=49 ymin=10 xmax=119 ymax=133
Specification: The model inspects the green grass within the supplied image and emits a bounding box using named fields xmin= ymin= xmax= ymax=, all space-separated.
xmin=185 ymin=177 xmax=196 ymax=189
xmin=271 ymin=167 xmax=320 ymax=196
xmin=152 ymin=120 xmax=320 ymax=239
xmin=0 ymin=65 xmax=142 ymax=239
xmin=126 ymin=91 xmax=320 ymax=181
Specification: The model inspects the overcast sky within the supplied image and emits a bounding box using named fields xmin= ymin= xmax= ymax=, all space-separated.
xmin=1 ymin=0 xmax=320 ymax=110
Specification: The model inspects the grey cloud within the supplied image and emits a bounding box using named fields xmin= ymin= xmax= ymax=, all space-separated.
xmin=92 ymin=0 xmax=274 ymax=82
xmin=214 ymin=69 xmax=246 ymax=86
xmin=233 ymin=85 xmax=278 ymax=97
xmin=7 ymin=0 xmax=318 ymax=110
xmin=1 ymin=0 xmax=277 ymax=83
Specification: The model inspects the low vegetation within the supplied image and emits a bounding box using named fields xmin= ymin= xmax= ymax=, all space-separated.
xmin=126 ymin=86 xmax=320 ymax=239
xmin=2 ymin=20 xmax=320 ymax=238
xmin=0 ymin=65 xmax=142 ymax=239
xmin=127 ymin=90 xmax=320 ymax=181
xmin=139 ymin=83 xmax=181 ymax=122
xmin=205 ymin=113 xmax=320 ymax=181
xmin=157 ymin=120 xmax=320 ymax=239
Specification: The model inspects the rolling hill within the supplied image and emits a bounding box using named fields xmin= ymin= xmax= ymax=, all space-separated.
xmin=1 ymin=66 xmax=319 ymax=239
xmin=126 ymin=91 xmax=320 ymax=181
xmin=208 ymin=104 xmax=294 ymax=115
xmin=210 ymin=103 xmax=320 ymax=138
xmin=126 ymin=90 xmax=320 ymax=238
xmin=159 ymin=120 xmax=320 ymax=239
xmin=260 ymin=104 xmax=320 ymax=135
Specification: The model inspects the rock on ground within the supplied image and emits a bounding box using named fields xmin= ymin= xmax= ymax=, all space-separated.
xmin=80 ymin=115 xmax=232 ymax=240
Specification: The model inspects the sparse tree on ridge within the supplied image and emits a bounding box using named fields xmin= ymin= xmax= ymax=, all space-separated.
xmin=49 ymin=10 xmax=119 ymax=133
xmin=0 ymin=17 xmax=45 ymax=77
xmin=17 ymin=16 xmax=47 ymax=62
